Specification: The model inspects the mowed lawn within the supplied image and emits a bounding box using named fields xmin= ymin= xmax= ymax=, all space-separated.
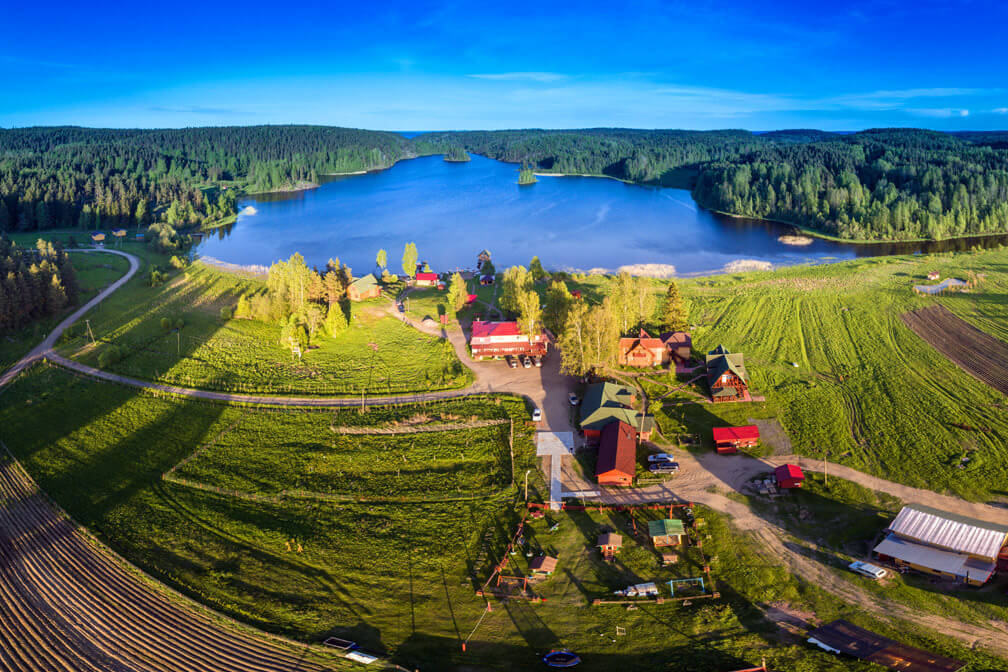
xmin=58 ymin=260 xmax=472 ymax=395
xmin=172 ymin=409 xmax=515 ymax=500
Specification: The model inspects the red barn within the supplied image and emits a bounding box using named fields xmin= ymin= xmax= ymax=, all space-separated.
xmin=774 ymin=464 xmax=804 ymax=489
xmin=712 ymin=425 xmax=759 ymax=454
xmin=596 ymin=421 xmax=637 ymax=487
xmin=415 ymin=272 xmax=438 ymax=287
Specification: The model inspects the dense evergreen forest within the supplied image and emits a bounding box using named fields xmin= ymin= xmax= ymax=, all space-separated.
xmin=0 ymin=237 xmax=80 ymax=333
xmin=3 ymin=125 xmax=1008 ymax=242
xmin=0 ymin=126 xmax=414 ymax=233
xmin=423 ymin=128 xmax=1008 ymax=241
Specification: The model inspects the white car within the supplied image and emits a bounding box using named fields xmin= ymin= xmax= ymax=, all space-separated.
xmin=848 ymin=561 xmax=887 ymax=580
xmin=647 ymin=453 xmax=674 ymax=463
xmin=531 ymin=408 xmax=542 ymax=422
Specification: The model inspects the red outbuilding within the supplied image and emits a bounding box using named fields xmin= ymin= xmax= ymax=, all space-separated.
xmin=415 ymin=271 xmax=439 ymax=287
xmin=712 ymin=425 xmax=760 ymax=454
xmin=774 ymin=464 xmax=804 ymax=489
xmin=466 ymin=293 xmax=478 ymax=305
xmin=596 ymin=421 xmax=637 ymax=487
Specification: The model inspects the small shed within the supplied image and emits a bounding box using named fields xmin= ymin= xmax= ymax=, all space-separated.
xmin=712 ymin=425 xmax=759 ymax=454
xmin=927 ymin=271 xmax=940 ymax=281
xmin=529 ymin=555 xmax=558 ymax=575
xmin=465 ymin=293 xmax=478 ymax=305
xmin=597 ymin=532 xmax=623 ymax=561
xmin=774 ymin=464 xmax=804 ymax=489
xmin=90 ymin=232 xmax=106 ymax=243
xmin=570 ymin=290 xmax=582 ymax=299
xmin=648 ymin=518 xmax=685 ymax=548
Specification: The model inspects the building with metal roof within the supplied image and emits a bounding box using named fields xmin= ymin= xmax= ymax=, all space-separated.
xmin=648 ymin=518 xmax=685 ymax=547
xmin=706 ymin=345 xmax=751 ymax=402
xmin=887 ymin=504 xmax=1008 ymax=562
xmin=596 ymin=421 xmax=637 ymax=487
xmin=579 ymin=382 xmax=654 ymax=440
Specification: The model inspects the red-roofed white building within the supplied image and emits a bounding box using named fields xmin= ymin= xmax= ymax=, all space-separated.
xmin=712 ymin=425 xmax=760 ymax=454
xmin=469 ymin=320 xmax=548 ymax=358
xmin=415 ymin=271 xmax=439 ymax=287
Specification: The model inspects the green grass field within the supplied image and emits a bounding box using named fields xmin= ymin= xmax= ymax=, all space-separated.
xmin=171 ymin=410 xmax=514 ymax=501
xmin=2 ymin=365 xmax=1005 ymax=671
xmin=57 ymin=260 xmax=472 ymax=395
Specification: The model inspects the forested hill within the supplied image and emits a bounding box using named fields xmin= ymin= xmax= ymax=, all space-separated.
xmin=422 ymin=128 xmax=1008 ymax=241
xmin=0 ymin=126 xmax=413 ymax=232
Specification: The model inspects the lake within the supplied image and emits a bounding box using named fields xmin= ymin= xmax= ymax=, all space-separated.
xmin=196 ymin=154 xmax=1007 ymax=276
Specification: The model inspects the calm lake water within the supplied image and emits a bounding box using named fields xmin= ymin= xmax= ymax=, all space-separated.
xmin=196 ymin=154 xmax=1007 ymax=276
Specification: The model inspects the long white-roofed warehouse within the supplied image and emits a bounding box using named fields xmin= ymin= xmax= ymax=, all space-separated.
xmin=872 ymin=504 xmax=1008 ymax=586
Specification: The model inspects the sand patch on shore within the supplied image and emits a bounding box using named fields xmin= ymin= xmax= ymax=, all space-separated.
xmin=778 ymin=234 xmax=813 ymax=246
xmin=724 ymin=259 xmax=773 ymax=273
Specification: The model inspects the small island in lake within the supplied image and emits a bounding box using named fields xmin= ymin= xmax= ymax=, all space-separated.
xmin=443 ymin=147 xmax=471 ymax=162
xmin=517 ymin=167 xmax=537 ymax=185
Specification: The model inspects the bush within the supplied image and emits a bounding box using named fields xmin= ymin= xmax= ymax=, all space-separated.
xmin=148 ymin=268 xmax=168 ymax=287
xmin=97 ymin=345 xmax=122 ymax=368
xmin=169 ymin=255 xmax=190 ymax=269
xmin=160 ymin=317 xmax=172 ymax=331
xmin=174 ymin=318 xmax=185 ymax=330
xmin=219 ymin=306 xmax=232 ymax=320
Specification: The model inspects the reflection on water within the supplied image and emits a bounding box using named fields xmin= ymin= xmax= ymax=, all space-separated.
xmin=196 ymin=155 xmax=1008 ymax=276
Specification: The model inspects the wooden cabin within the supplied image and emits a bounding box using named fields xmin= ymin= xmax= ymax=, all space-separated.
xmin=618 ymin=329 xmax=666 ymax=367
xmin=712 ymin=425 xmax=759 ymax=454
xmin=596 ymin=421 xmax=637 ymax=487
xmin=661 ymin=331 xmax=692 ymax=363
xmin=597 ymin=533 xmax=623 ymax=561
xmin=347 ymin=274 xmax=381 ymax=301
xmin=528 ymin=555 xmax=558 ymax=575
xmin=706 ymin=345 xmax=751 ymax=403
xmin=648 ymin=518 xmax=685 ymax=548
xmin=774 ymin=464 xmax=804 ymax=489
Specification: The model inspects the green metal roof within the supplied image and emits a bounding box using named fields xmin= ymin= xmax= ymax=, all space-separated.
xmin=648 ymin=518 xmax=684 ymax=537
xmin=350 ymin=273 xmax=378 ymax=291
xmin=706 ymin=346 xmax=748 ymax=384
xmin=579 ymin=382 xmax=653 ymax=432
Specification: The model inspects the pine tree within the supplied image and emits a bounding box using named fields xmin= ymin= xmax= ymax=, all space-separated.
xmin=662 ymin=281 xmax=688 ymax=331
xmin=234 ymin=294 xmax=252 ymax=319
xmin=47 ymin=274 xmax=66 ymax=313
xmin=324 ymin=302 xmax=348 ymax=335
xmin=0 ymin=200 xmax=10 ymax=232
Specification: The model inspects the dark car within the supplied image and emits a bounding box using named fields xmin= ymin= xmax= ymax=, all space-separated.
xmin=505 ymin=356 xmax=518 ymax=368
xmin=648 ymin=461 xmax=680 ymax=475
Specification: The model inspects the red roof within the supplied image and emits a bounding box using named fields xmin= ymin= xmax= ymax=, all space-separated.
xmin=712 ymin=425 xmax=760 ymax=442
xmin=471 ymin=320 xmax=521 ymax=338
xmin=619 ymin=329 xmax=664 ymax=350
xmin=466 ymin=293 xmax=478 ymax=304
xmin=416 ymin=272 xmax=438 ymax=282
xmin=774 ymin=464 xmax=804 ymax=481
xmin=597 ymin=421 xmax=637 ymax=479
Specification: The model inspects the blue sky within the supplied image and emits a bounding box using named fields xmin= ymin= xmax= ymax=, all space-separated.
xmin=2 ymin=0 xmax=1006 ymax=131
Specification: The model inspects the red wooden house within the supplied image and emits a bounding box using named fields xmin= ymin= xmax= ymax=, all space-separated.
xmin=617 ymin=330 xmax=666 ymax=367
xmin=706 ymin=345 xmax=751 ymax=403
xmin=712 ymin=425 xmax=759 ymax=454
xmin=415 ymin=271 xmax=439 ymax=287
xmin=774 ymin=464 xmax=804 ymax=489
xmin=596 ymin=421 xmax=637 ymax=487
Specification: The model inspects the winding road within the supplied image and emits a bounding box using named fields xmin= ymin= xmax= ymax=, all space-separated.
xmin=2 ymin=249 xmax=1007 ymax=665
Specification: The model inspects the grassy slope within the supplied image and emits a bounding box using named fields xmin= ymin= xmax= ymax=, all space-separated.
xmin=0 ymin=249 xmax=131 ymax=371
xmin=565 ymin=248 xmax=1008 ymax=501
xmin=2 ymin=366 xmax=1005 ymax=671
xmin=57 ymin=260 xmax=471 ymax=395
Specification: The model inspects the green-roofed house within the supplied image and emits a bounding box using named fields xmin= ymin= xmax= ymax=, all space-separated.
xmin=347 ymin=273 xmax=381 ymax=302
xmin=706 ymin=345 xmax=751 ymax=403
xmin=648 ymin=518 xmax=685 ymax=548
xmin=579 ymin=382 xmax=655 ymax=440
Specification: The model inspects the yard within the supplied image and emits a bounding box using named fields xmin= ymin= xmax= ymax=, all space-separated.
xmin=1 ymin=366 xmax=1004 ymax=670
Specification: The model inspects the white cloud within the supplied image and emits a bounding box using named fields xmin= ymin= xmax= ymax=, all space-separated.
xmin=905 ymin=108 xmax=970 ymax=118
xmin=993 ymin=107 xmax=1008 ymax=114
xmin=468 ymin=72 xmax=567 ymax=83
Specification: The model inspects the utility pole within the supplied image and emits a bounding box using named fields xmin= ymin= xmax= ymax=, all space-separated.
xmin=85 ymin=320 xmax=96 ymax=345
xmin=823 ymin=456 xmax=828 ymax=487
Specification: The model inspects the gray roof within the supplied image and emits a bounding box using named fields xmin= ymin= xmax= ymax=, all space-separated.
xmin=889 ymin=504 xmax=1008 ymax=561
xmin=874 ymin=534 xmax=996 ymax=582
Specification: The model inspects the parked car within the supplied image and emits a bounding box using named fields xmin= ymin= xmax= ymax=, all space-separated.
xmin=568 ymin=393 xmax=580 ymax=406
xmin=521 ymin=355 xmax=532 ymax=369
xmin=533 ymin=356 xmax=542 ymax=368
xmin=647 ymin=453 xmax=674 ymax=463
xmin=505 ymin=356 xmax=518 ymax=368
xmin=531 ymin=408 xmax=542 ymax=422
xmin=848 ymin=561 xmax=887 ymax=580
xmin=649 ymin=462 xmax=680 ymax=474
